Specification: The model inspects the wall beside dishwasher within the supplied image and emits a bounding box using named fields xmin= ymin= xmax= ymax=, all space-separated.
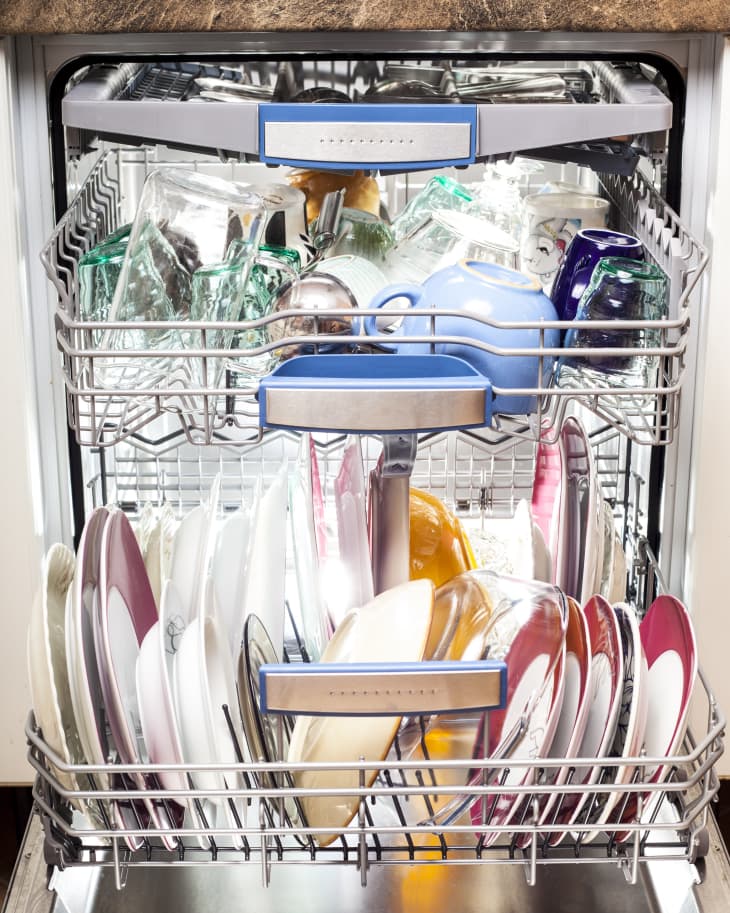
xmin=0 ymin=39 xmax=45 ymax=784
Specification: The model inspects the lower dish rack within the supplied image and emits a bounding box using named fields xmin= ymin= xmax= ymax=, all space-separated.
xmin=26 ymin=684 xmax=723 ymax=891
xmin=26 ymin=542 xmax=724 ymax=892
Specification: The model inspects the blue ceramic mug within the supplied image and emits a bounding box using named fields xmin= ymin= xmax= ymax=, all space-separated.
xmin=550 ymin=228 xmax=644 ymax=322
xmin=362 ymin=259 xmax=560 ymax=415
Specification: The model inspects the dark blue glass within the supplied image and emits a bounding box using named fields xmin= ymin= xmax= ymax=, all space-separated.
xmin=558 ymin=257 xmax=668 ymax=388
xmin=550 ymin=228 xmax=644 ymax=322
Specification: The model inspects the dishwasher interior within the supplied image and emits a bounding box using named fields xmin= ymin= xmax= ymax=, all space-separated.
xmin=16 ymin=45 xmax=728 ymax=913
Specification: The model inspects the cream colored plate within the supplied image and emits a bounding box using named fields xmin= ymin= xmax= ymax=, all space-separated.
xmin=287 ymin=579 xmax=435 ymax=846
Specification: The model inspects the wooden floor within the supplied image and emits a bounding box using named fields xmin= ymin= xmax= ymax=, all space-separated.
xmin=1 ymin=783 xmax=729 ymax=908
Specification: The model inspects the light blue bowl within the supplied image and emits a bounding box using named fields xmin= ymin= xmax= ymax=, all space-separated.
xmin=364 ymin=259 xmax=560 ymax=415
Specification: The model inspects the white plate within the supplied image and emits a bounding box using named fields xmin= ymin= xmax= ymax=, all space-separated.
xmin=136 ymin=579 xmax=210 ymax=849
xmin=289 ymin=438 xmax=330 ymax=661
xmin=242 ymin=464 xmax=288 ymax=660
xmin=136 ymin=587 xmax=185 ymax=791
xmin=212 ymin=507 xmax=251 ymax=657
xmin=532 ymin=521 xmax=552 ymax=584
xmin=173 ymin=582 xmax=246 ymax=848
xmin=517 ymin=596 xmax=592 ymax=849
xmin=140 ymin=504 xmax=176 ymax=616
xmin=597 ymin=501 xmax=616 ymax=599
xmin=288 ymin=579 xmax=435 ymax=846
xmin=168 ymin=505 xmax=207 ymax=626
xmin=28 ymin=544 xmax=85 ymax=812
xmin=581 ymin=444 xmax=603 ymax=604
xmin=482 ymin=639 xmax=566 ymax=846
xmin=608 ymin=529 xmax=628 ymax=604
xmin=97 ymin=510 xmax=177 ymax=850
xmin=467 ymin=499 xmax=535 ymax=580
xmin=613 ymin=595 xmax=697 ymax=840
xmin=466 ymin=582 xmax=567 ymax=844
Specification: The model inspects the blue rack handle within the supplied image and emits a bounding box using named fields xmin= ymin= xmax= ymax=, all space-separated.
xmin=258 ymin=353 xmax=493 ymax=434
xmin=259 ymin=660 xmax=507 ymax=717
xmin=258 ymin=103 xmax=477 ymax=170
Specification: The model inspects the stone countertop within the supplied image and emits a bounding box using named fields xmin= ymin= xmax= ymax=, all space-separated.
xmin=0 ymin=0 xmax=729 ymax=35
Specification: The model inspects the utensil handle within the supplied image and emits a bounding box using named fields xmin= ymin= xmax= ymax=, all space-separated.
xmin=259 ymin=660 xmax=507 ymax=716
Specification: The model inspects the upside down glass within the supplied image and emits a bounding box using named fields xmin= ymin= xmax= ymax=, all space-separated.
xmin=384 ymin=209 xmax=520 ymax=285
xmin=556 ymin=257 xmax=669 ymax=394
xmin=104 ymin=169 xmax=266 ymax=389
xmin=390 ymin=174 xmax=474 ymax=242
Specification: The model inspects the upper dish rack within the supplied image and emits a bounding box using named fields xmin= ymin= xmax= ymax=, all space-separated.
xmin=42 ymin=153 xmax=706 ymax=454
xmin=61 ymin=59 xmax=671 ymax=171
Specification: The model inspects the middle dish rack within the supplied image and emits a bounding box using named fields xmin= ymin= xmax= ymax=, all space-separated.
xmin=42 ymin=153 xmax=705 ymax=454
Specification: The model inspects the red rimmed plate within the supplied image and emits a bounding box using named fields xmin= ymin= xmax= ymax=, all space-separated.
xmin=612 ymin=594 xmax=697 ymax=842
xmin=467 ymin=586 xmax=567 ymax=844
xmin=516 ymin=595 xmax=592 ymax=849
xmin=498 ymin=641 xmax=566 ymax=844
xmin=548 ymin=594 xmax=623 ymax=846
xmin=96 ymin=510 xmax=178 ymax=850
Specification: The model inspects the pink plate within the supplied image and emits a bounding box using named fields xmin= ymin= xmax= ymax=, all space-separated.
xmin=96 ymin=510 xmax=178 ymax=850
xmin=548 ymin=594 xmax=623 ymax=846
xmin=309 ymin=434 xmax=328 ymax=562
xmin=332 ymin=435 xmax=374 ymax=623
xmin=517 ymin=596 xmax=592 ymax=848
xmin=530 ymin=434 xmax=563 ymax=584
xmin=613 ymin=595 xmax=697 ymax=842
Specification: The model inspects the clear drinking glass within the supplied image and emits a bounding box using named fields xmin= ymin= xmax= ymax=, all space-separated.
xmin=78 ymin=238 xmax=128 ymax=342
xmin=228 ymin=245 xmax=302 ymax=381
xmin=384 ymin=209 xmax=520 ymax=285
xmin=556 ymin=257 xmax=669 ymax=393
xmin=318 ymin=207 xmax=395 ymax=264
xmin=390 ymin=174 xmax=473 ymax=242
xmin=104 ymin=169 xmax=266 ymax=388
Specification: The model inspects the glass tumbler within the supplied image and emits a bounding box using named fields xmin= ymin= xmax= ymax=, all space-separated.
xmin=78 ymin=237 xmax=128 ymax=343
xmin=390 ymin=174 xmax=473 ymax=242
xmin=317 ymin=208 xmax=395 ymax=264
xmin=384 ymin=210 xmax=520 ymax=285
xmin=550 ymin=228 xmax=644 ymax=323
xmin=106 ymin=169 xmax=266 ymax=388
xmin=557 ymin=257 xmax=669 ymax=393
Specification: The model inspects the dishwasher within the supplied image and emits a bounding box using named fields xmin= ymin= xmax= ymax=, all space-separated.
xmin=4 ymin=29 xmax=730 ymax=913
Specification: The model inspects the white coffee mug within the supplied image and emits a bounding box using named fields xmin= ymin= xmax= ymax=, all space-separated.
xmin=520 ymin=192 xmax=610 ymax=291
